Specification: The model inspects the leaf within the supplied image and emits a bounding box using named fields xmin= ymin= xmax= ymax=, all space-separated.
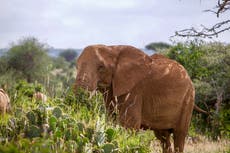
xmin=94 ymin=132 xmax=105 ymax=146
xmin=85 ymin=127 xmax=94 ymax=140
xmin=105 ymin=128 xmax=116 ymax=142
xmin=101 ymin=143 xmax=116 ymax=153
xmin=52 ymin=107 xmax=63 ymax=118
xmin=48 ymin=116 xmax=57 ymax=131
xmin=26 ymin=111 xmax=37 ymax=125
xmin=77 ymin=122 xmax=85 ymax=132
xmin=54 ymin=129 xmax=62 ymax=138
xmin=25 ymin=125 xmax=41 ymax=138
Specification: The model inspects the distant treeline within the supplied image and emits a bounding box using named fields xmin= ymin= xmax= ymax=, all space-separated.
xmin=0 ymin=47 xmax=82 ymax=58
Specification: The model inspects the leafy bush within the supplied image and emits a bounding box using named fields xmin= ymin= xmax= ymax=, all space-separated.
xmin=1 ymin=37 xmax=230 ymax=152
xmin=4 ymin=37 xmax=51 ymax=83
xmin=59 ymin=49 xmax=78 ymax=62
xmin=0 ymin=81 xmax=155 ymax=153
xmin=145 ymin=42 xmax=171 ymax=52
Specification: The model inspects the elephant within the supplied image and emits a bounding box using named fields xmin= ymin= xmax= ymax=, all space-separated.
xmin=0 ymin=88 xmax=11 ymax=115
xmin=74 ymin=45 xmax=207 ymax=153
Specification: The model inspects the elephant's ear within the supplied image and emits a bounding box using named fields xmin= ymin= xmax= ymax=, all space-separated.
xmin=112 ymin=46 xmax=151 ymax=96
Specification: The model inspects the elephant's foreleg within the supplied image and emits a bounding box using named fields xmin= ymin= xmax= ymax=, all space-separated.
xmin=118 ymin=94 xmax=142 ymax=130
xmin=102 ymin=88 xmax=116 ymax=117
xmin=154 ymin=130 xmax=172 ymax=153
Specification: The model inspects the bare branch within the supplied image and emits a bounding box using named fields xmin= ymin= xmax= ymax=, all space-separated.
xmin=205 ymin=0 xmax=230 ymax=17
xmin=174 ymin=20 xmax=230 ymax=38
xmin=173 ymin=0 xmax=230 ymax=39
xmin=216 ymin=0 xmax=230 ymax=17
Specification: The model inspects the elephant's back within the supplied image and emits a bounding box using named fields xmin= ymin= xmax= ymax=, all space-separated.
xmin=150 ymin=55 xmax=192 ymax=87
xmin=139 ymin=57 xmax=194 ymax=129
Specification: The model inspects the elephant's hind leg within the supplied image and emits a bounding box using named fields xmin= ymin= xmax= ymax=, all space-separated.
xmin=173 ymin=87 xmax=194 ymax=153
xmin=173 ymin=130 xmax=186 ymax=153
xmin=154 ymin=130 xmax=172 ymax=153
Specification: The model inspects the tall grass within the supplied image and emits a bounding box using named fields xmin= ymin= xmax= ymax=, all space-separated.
xmin=0 ymin=81 xmax=229 ymax=153
xmin=0 ymin=82 xmax=155 ymax=152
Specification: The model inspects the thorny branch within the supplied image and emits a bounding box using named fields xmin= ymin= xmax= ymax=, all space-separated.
xmin=174 ymin=20 xmax=230 ymax=38
xmin=216 ymin=0 xmax=230 ymax=17
xmin=174 ymin=0 xmax=230 ymax=38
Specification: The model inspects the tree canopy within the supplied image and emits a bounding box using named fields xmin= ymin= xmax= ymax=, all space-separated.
xmin=4 ymin=37 xmax=51 ymax=82
xmin=145 ymin=42 xmax=171 ymax=52
xmin=59 ymin=49 xmax=78 ymax=62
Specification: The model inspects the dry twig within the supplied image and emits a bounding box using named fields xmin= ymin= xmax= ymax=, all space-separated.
xmin=174 ymin=0 xmax=230 ymax=38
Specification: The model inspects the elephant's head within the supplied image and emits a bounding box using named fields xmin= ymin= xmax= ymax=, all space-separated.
xmin=75 ymin=45 xmax=151 ymax=96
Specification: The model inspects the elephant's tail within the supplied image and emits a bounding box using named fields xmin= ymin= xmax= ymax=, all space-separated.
xmin=194 ymin=104 xmax=208 ymax=115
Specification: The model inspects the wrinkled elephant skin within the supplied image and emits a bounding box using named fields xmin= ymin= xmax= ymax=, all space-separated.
xmin=75 ymin=45 xmax=196 ymax=153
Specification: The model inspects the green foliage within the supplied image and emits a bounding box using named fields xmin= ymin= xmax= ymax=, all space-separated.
xmin=59 ymin=49 xmax=78 ymax=62
xmin=14 ymin=80 xmax=45 ymax=99
xmin=101 ymin=143 xmax=116 ymax=153
xmin=0 ymin=69 xmax=20 ymax=94
xmin=1 ymin=37 xmax=230 ymax=152
xmin=26 ymin=111 xmax=37 ymax=125
xmin=145 ymin=42 xmax=171 ymax=52
xmin=0 ymin=143 xmax=20 ymax=153
xmin=5 ymin=37 xmax=51 ymax=83
xmin=0 ymin=37 xmax=76 ymax=99
xmin=0 ymin=55 xmax=8 ymax=73
xmin=25 ymin=125 xmax=42 ymax=138
xmin=51 ymin=57 xmax=70 ymax=71
xmin=52 ymin=107 xmax=63 ymax=118
xmin=47 ymin=56 xmax=76 ymax=98
xmin=106 ymin=128 xmax=117 ymax=142
xmin=0 ymin=81 xmax=156 ymax=153
xmin=167 ymin=43 xmax=209 ymax=79
xmin=219 ymin=106 xmax=230 ymax=137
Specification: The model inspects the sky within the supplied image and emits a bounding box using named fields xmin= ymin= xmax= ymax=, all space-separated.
xmin=0 ymin=0 xmax=229 ymax=49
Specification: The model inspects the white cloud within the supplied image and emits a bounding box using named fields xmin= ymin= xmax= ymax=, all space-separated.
xmin=0 ymin=0 xmax=229 ymax=48
xmin=80 ymin=0 xmax=139 ymax=9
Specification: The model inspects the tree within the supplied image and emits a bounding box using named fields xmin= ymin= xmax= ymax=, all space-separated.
xmin=174 ymin=0 xmax=230 ymax=38
xmin=59 ymin=49 xmax=78 ymax=62
xmin=6 ymin=37 xmax=51 ymax=82
xmin=145 ymin=42 xmax=171 ymax=52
